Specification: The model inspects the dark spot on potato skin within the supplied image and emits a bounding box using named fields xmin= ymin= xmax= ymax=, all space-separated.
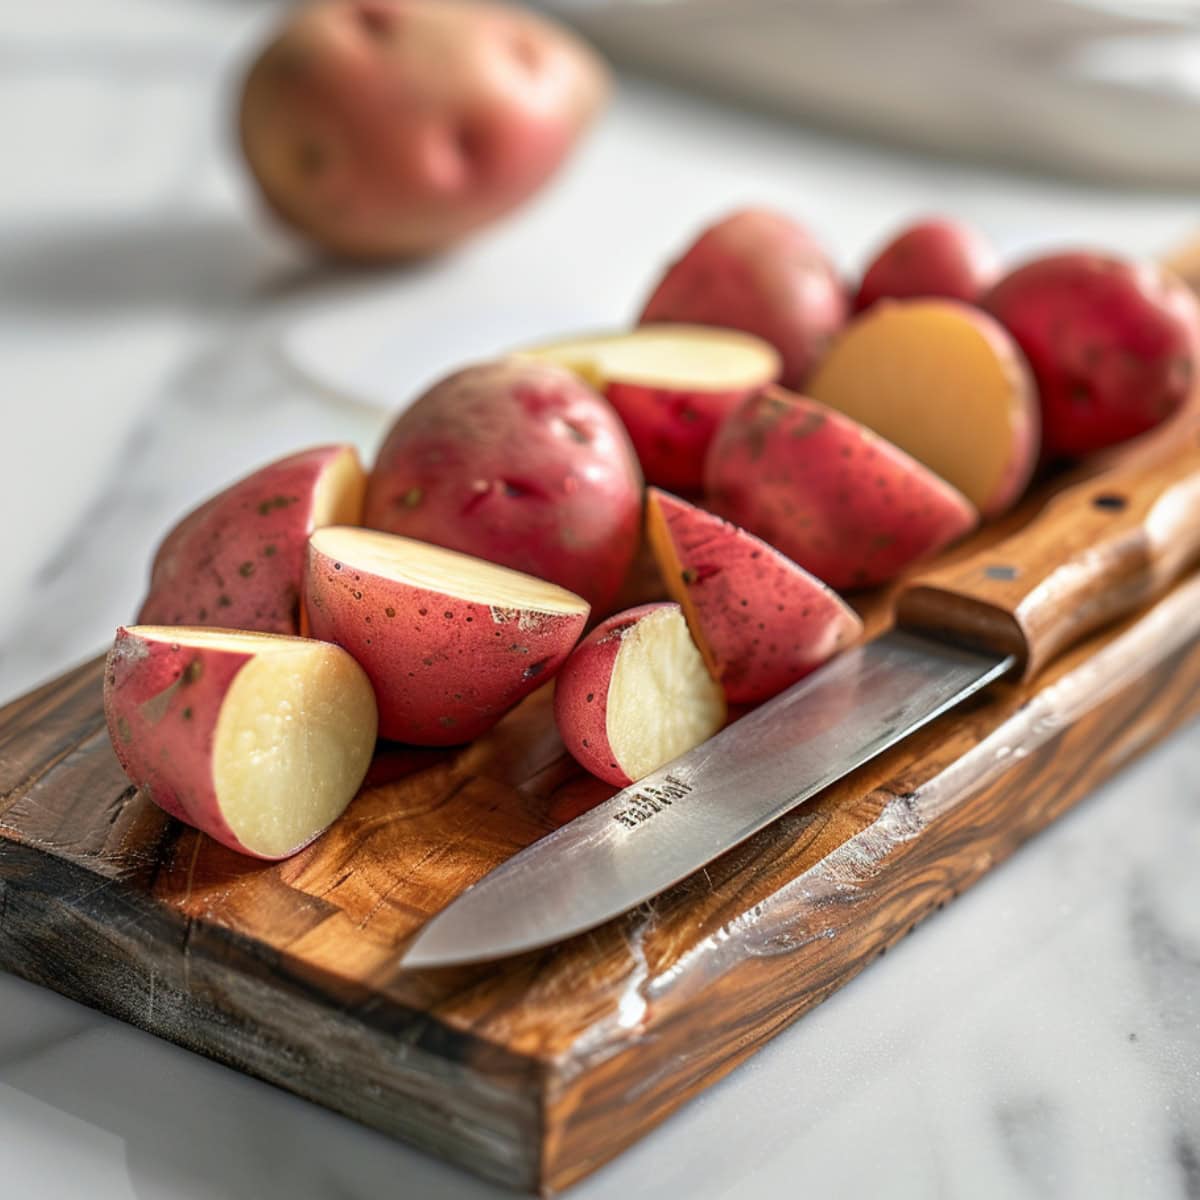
xmin=182 ymin=707 xmax=193 ymax=721
xmin=239 ymin=561 xmax=255 ymax=578
xmin=523 ymin=659 xmax=550 ymax=681
xmin=439 ymin=716 xmax=457 ymax=729
xmin=385 ymin=606 xmax=396 ymax=618
xmin=218 ymin=594 xmax=232 ymax=608
xmin=116 ymin=715 xmax=132 ymax=743
xmin=182 ymin=659 xmax=203 ymax=685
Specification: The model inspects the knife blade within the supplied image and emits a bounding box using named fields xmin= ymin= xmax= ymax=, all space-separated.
xmin=402 ymin=418 xmax=1200 ymax=969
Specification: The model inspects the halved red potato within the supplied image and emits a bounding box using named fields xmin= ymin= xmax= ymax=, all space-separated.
xmin=646 ymin=488 xmax=863 ymax=704
xmin=808 ymin=300 xmax=1039 ymax=517
xmin=705 ymin=388 xmax=978 ymax=590
xmin=519 ymin=325 xmax=781 ymax=492
xmin=138 ymin=445 xmax=366 ymax=634
xmin=305 ymin=526 xmax=589 ymax=744
xmin=553 ymin=602 xmax=725 ymax=786
xmin=104 ymin=626 xmax=378 ymax=860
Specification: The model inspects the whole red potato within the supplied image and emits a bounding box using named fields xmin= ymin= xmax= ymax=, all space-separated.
xmin=364 ymin=360 xmax=643 ymax=613
xmin=854 ymin=217 xmax=999 ymax=312
xmin=984 ymin=253 xmax=1200 ymax=457
xmin=640 ymin=209 xmax=847 ymax=389
xmin=239 ymin=0 xmax=609 ymax=259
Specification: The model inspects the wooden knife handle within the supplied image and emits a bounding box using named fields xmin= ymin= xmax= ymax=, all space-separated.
xmin=896 ymin=417 xmax=1200 ymax=681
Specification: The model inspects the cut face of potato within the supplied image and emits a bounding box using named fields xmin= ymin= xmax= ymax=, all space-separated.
xmin=313 ymin=527 xmax=587 ymax=614
xmin=809 ymin=300 xmax=1038 ymax=517
xmin=604 ymin=605 xmax=726 ymax=781
xmin=305 ymin=526 xmax=590 ymax=745
xmin=523 ymin=325 xmax=781 ymax=392
xmin=553 ymin=602 xmax=725 ymax=786
xmin=208 ymin=636 xmax=377 ymax=858
xmin=104 ymin=626 xmax=378 ymax=860
xmin=311 ymin=445 xmax=369 ymax=526
xmin=519 ymin=326 xmax=781 ymax=493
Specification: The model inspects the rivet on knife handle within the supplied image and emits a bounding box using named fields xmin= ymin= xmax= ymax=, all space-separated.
xmin=896 ymin=420 xmax=1200 ymax=682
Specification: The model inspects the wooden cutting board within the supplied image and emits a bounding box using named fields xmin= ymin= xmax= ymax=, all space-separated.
xmin=3 ymin=480 xmax=1200 ymax=1195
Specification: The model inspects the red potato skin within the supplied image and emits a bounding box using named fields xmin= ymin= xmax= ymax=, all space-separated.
xmin=647 ymin=489 xmax=863 ymax=704
xmin=605 ymin=380 xmax=757 ymax=494
xmin=553 ymin=603 xmax=671 ymax=787
xmin=854 ymin=218 xmax=999 ymax=312
xmin=239 ymin=0 xmax=609 ymax=260
xmin=305 ymin=539 xmax=587 ymax=745
xmin=364 ymin=361 xmax=642 ymax=614
xmin=104 ymin=628 xmax=260 ymax=854
xmin=639 ymin=209 xmax=847 ymax=390
xmin=704 ymin=388 xmax=978 ymax=590
xmin=983 ymin=253 xmax=1200 ymax=457
xmin=138 ymin=445 xmax=363 ymax=635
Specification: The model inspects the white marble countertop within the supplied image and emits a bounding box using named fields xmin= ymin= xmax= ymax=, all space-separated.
xmin=2 ymin=2 xmax=1199 ymax=1197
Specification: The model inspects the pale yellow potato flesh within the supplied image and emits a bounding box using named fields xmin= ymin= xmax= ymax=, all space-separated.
xmin=212 ymin=638 xmax=377 ymax=858
xmin=809 ymin=302 xmax=1034 ymax=514
xmin=311 ymin=446 xmax=368 ymax=528
xmin=607 ymin=607 xmax=726 ymax=781
xmin=519 ymin=325 xmax=781 ymax=391
xmin=310 ymin=527 xmax=590 ymax=614
xmin=134 ymin=627 xmax=377 ymax=858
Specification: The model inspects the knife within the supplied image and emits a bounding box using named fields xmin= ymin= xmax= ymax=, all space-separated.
xmin=402 ymin=422 xmax=1200 ymax=969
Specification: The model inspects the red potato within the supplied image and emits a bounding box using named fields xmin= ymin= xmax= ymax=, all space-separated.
xmin=138 ymin=445 xmax=366 ymax=634
xmin=983 ymin=252 xmax=1200 ymax=457
xmin=854 ymin=217 xmax=999 ymax=312
xmin=639 ymin=209 xmax=848 ymax=390
xmin=809 ymin=299 xmax=1039 ymax=517
xmin=364 ymin=360 xmax=642 ymax=613
xmin=519 ymin=325 xmax=781 ymax=491
xmin=705 ymin=388 xmax=978 ymax=590
xmin=553 ymin=603 xmax=725 ymax=786
xmin=305 ymin=526 xmax=589 ymax=744
xmin=645 ymin=489 xmax=863 ymax=704
xmin=239 ymin=0 xmax=609 ymax=260
xmin=104 ymin=626 xmax=377 ymax=859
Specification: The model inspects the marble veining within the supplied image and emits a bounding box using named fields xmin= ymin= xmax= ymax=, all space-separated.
xmin=2 ymin=2 xmax=1199 ymax=1197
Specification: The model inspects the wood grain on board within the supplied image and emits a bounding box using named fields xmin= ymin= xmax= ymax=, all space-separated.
xmin=3 ymin=469 xmax=1200 ymax=1194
